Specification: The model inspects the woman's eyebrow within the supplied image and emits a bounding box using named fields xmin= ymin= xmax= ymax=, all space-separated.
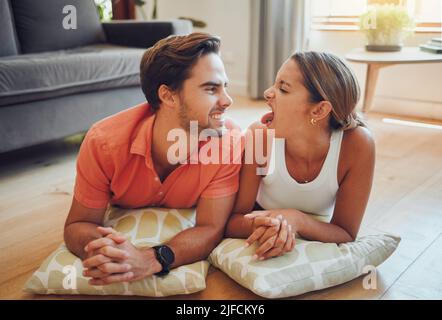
xmin=278 ymin=80 xmax=292 ymax=87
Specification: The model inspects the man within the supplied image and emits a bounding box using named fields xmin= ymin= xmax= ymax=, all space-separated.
xmin=64 ymin=33 xmax=241 ymax=286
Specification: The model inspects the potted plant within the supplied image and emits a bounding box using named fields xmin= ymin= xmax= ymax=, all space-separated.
xmin=95 ymin=0 xmax=113 ymax=21
xmin=359 ymin=4 xmax=414 ymax=52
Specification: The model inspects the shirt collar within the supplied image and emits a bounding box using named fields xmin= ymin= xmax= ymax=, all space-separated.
xmin=129 ymin=105 xmax=156 ymax=170
xmin=129 ymin=105 xmax=213 ymax=169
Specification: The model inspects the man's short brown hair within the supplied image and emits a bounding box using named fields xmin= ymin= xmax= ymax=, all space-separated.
xmin=140 ymin=32 xmax=221 ymax=111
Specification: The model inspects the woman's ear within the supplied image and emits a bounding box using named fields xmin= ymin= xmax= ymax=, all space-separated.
xmin=157 ymin=84 xmax=177 ymax=108
xmin=310 ymin=101 xmax=333 ymax=122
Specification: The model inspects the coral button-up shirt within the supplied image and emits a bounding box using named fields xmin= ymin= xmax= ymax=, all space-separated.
xmin=74 ymin=102 xmax=242 ymax=209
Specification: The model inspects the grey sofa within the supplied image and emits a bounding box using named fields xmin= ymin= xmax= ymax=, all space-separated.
xmin=0 ymin=0 xmax=192 ymax=152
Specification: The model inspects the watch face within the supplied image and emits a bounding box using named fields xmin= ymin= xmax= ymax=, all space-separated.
xmin=159 ymin=245 xmax=175 ymax=265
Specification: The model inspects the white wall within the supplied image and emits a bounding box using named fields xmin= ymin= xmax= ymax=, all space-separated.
xmin=308 ymin=30 xmax=442 ymax=119
xmin=138 ymin=0 xmax=251 ymax=96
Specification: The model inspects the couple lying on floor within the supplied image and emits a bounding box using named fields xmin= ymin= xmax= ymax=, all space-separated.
xmin=64 ymin=32 xmax=375 ymax=286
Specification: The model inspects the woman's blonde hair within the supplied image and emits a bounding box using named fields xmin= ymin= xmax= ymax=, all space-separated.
xmin=291 ymin=51 xmax=365 ymax=130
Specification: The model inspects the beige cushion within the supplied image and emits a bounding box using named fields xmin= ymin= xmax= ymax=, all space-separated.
xmin=24 ymin=207 xmax=209 ymax=297
xmin=209 ymin=232 xmax=400 ymax=299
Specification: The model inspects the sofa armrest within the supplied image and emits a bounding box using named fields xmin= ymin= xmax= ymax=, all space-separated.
xmin=102 ymin=20 xmax=192 ymax=48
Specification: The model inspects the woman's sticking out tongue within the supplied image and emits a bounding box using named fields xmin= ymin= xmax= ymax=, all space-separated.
xmin=261 ymin=112 xmax=274 ymax=127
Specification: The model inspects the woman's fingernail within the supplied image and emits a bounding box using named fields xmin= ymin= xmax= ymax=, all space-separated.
xmin=252 ymin=254 xmax=258 ymax=260
xmin=271 ymin=219 xmax=279 ymax=225
xmin=84 ymin=246 xmax=88 ymax=252
xmin=244 ymin=242 xmax=249 ymax=248
xmin=277 ymin=215 xmax=283 ymax=220
xmin=289 ymin=225 xmax=292 ymax=231
xmin=283 ymin=220 xmax=287 ymax=226
xmin=259 ymin=256 xmax=265 ymax=261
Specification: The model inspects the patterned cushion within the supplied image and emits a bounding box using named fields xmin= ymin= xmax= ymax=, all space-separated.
xmin=24 ymin=207 xmax=209 ymax=297
xmin=209 ymin=232 xmax=400 ymax=299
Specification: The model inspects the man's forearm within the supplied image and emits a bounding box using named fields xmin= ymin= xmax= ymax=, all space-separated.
xmin=165 ymin=225 xmax=226 ymax=269
xmin=65 ymin=223 xmax=228 ymax=269
xmin=64 ymin=222 xmax=103 ymax=260
xmin=224 ymin=213 xmax=254 ymax=239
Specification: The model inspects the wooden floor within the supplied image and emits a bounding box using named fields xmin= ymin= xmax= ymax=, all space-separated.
xmin=1 ymin=96 xmax=441 ymax=300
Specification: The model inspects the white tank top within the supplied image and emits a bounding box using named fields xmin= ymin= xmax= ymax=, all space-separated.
xmin=256 ymin=129 xmax=344 ymax=218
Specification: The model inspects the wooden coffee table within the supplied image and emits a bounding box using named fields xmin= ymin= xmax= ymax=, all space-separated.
xmin=345 ymin=47 xmax=442 ymax=112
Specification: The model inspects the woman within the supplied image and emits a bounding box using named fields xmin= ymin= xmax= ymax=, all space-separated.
xmin=225 ymin=51 xmax=375 ymax=261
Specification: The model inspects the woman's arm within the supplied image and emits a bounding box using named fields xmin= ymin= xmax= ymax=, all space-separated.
xmin=224 ymin=165 xmax=261 ymax=238
xmin=288 ymin=127 xmax=376 ymax=243
xmin=225 ymin=123 xmax=268 ymax=238
xmin=248 ymin=127 xmax=376 ymax=260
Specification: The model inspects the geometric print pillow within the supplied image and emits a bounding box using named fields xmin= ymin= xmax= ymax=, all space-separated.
xmin=24 ymin=206 xmax=209 ymax=297
xmin=209 ymin=233 xmax=400 ymax=299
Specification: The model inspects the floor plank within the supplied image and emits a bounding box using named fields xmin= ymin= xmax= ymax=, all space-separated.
xmin=381 ymin=234 xmax=442 ymax=300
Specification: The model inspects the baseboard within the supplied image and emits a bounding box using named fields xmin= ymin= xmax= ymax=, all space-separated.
xmin=370 ymin=96 xmax=442 ymax=121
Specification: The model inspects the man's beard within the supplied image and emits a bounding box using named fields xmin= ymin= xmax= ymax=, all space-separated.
xmin=178 ymin=102 xmax=224 ymax=137
xmin=177 ymin=101 xmax=193 ymax=132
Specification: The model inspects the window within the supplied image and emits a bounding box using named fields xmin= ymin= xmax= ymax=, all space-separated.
xmin=311 ymin=0 xmax=442 ymax=32
xmin=94 ymin=0 xmax=113 ymax=21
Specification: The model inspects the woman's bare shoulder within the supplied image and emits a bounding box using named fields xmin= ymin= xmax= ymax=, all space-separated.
xmin=341 ymin=126 xmax=375 ymax=170
xmin=343 ymin=126 xmax=375 ymax=151
xmin=245 ymin=121 xmax=269 ymax=145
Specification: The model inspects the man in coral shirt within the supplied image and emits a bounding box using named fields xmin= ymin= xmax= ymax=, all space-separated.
xmin=64 ymin=33 xmax=242 ymax=285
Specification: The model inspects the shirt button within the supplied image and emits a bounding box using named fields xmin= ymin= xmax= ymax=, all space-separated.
xmin=154 ymin=177 xmax=159 ymax=182
xmin=158 ymin=191 xmax=163 ymax=196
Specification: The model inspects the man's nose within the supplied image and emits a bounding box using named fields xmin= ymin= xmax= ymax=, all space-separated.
xmin=219 ymin=90 xmax=233 ymax=110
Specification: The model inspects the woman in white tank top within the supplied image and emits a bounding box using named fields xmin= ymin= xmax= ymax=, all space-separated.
xmin=226 ymin=52 xmax=375 ymax=261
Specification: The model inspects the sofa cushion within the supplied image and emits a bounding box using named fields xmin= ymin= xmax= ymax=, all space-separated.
xmin=11 ymin=0 xmax=106 ymax=53
xmin=0 ymin=44 xmax=144 ymax=106
xmin=0 ymin=0 xmax=20 ymax=57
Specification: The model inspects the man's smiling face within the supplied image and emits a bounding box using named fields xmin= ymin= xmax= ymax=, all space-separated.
xmin=175 ymin=53 xmax=233 ymax=136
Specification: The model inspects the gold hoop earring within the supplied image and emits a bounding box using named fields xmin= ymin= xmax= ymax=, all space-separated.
xmin=310 ymin=118 xmax=317 ymax=126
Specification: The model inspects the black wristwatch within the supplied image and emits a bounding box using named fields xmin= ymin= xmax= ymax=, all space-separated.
xmin=152 ymin=245 xmax=175 ymax=276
